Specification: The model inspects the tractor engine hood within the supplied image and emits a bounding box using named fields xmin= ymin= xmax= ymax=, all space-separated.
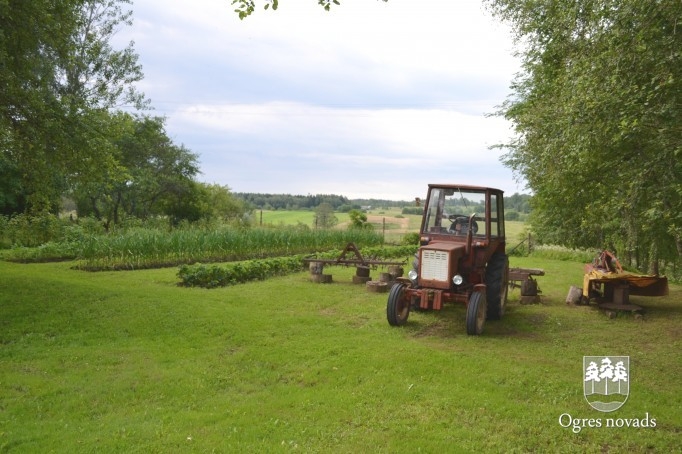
xmin=418 ymin=242 xmax=466 ymax=290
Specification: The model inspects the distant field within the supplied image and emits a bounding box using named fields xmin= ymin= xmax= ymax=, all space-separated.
xmin=505 ymin=220 xmax=528 ymax=245
xmin=257 ymin=209 xmax=527 ymax=245
xmin=255 ymin=209 xmax=319 ymax=226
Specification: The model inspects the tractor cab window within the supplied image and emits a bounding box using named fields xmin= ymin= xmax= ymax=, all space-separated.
xmin=490 ymin=193 xmax=504 ymax=238
xmin=424 ymin=188 xmax=487 ymax=236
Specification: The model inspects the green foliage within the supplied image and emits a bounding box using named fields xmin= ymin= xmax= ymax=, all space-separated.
xmin=504 ymin=193 xmax=532 ymax=214
xmin=0 ymin=0 xmax=145 ymax=212
xmin=313 ymin=203 xmax=338 ymax=229
xmin=506 ymin=210 xmax=520 ymax=221
xmin=347 ymin=209 xmax=373 ymax=230
xmin=401 ymin=232 xmax=420 ymax=246
xmin=177 ymin=244 xmax=417 ymax=288
xmin=231 ymin=0 xmax=389 ymax=18
xmin=486 ymin=0 xmax=682 ymax=273
xmin=178 ymin=255 xmax=304 ymax=288
xmin=0 ymin=214 xmax=66 ymax=248
xmin=71 ymin=114 xmax=205 ymax=228
xmin=337 ymin=203 xmax=361 ymax=213
xmin=401 ymin=206 xmax=424 ymax=215
xmin=0 ymin=155 xmax=27 ymax=215
xmin=1 ymin=0 xmax=212 ymax=226
xmin=160 ymin=181 xmax=248 ymax=227
xmin=319 ymin=0 xmax=341 ymax=11
xmin=3 ymin=224 xmax=385 ymax=270
xmin=235 ymin=192 xmax=351 ymax=211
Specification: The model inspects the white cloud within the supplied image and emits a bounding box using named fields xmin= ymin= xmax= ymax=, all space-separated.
xmin=171 ymin=101 xmax=512 ymax=160
xmin=118 ymin=0 xmax=524 ymax=199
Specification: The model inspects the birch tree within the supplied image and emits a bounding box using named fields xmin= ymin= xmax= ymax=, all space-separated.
xmin=484 ymin=0 xmax=682 ymax=274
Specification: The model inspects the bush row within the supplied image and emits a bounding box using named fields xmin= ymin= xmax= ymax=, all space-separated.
xmin=178 ymin=255 xmax=306 ymax=288
xmin=177 ymin=244 xmax=418 ymax=288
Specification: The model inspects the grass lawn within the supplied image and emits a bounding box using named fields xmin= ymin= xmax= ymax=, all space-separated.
xmin=257 ymin=210 xmax=320 ymax=226
xmin=1 ymin=257 xmax=680 ymax=452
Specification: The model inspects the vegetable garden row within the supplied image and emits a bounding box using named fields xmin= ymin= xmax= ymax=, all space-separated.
xmin=1 ymin=225 xmax=415 ymax=276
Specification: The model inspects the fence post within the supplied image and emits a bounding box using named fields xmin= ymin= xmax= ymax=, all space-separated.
xmin=382 ymin=217 xmax=386 ymax=243
xmin=528 ymin=232 xmax=532 ymax=255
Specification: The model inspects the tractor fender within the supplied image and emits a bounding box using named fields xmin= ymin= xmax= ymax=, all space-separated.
xmin=395 ymin=277 xmax=414 ymax=287
xmin=473 ymin=283 xmax=486 ymax=299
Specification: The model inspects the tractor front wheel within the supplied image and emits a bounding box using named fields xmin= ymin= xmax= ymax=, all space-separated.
xmin=387 ymin=283 xmax=410 ymax=326
xmin=466 ymin=291 xmax=486 ymax=335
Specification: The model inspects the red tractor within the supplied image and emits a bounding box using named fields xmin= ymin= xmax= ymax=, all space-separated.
xmin=387 ymin=184 xmax=509 ymax=335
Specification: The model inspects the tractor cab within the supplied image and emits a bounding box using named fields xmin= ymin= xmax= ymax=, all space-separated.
xmin=421 ymin=185 xmax=505 ymax=248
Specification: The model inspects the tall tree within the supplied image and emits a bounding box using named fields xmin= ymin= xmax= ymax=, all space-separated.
xmin=63 ymin=0 xmax=146 ymax=111
xmin=72 ymin=114 xmax=201 ymax=228
xmin=0 ymin=0 xmax=145 ymax=213
xmin=485 ymin=0 xmax=682 ymax=272
xmin=313 ymin=203 xmax=338 ymax=229
xmin=162 ymin=183 xmax=248 ymax=226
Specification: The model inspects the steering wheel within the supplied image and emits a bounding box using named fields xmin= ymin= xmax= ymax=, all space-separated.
xmin=447 ymin=214 xmax=478 ymax=234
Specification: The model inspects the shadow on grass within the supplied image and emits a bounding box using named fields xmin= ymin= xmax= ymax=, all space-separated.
xmin=397 ymin=303 xmax=549 ymax=340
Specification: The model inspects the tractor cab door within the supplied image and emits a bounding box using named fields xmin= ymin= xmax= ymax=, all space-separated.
xmin=489 ymin=190 xmax=505 ymax=240
xmin=487 ymin=190 xmax=506 ymax=255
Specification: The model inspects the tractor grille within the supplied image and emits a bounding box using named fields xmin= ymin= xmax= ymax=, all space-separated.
xmin=421 ymin=249 xmax=449 ymax=282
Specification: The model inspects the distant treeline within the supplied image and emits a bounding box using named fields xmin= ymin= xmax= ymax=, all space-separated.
xmin=234 ymin=193 xmax=352 ymax=211
xmin=505 ymin=193 xmax=531 ymax=214
xmin=234 ymin=192 xmax=532 ymax=216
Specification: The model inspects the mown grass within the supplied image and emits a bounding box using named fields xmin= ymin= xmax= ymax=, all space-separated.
xmin=257 ymin=210 xmax=320 ymax=226
xmin=0 ymin=256 xmax=680 ymax=452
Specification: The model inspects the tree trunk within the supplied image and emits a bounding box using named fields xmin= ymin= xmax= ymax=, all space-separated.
xmin=649 ymin=243 xmax=659 ymax=275
xmin=89 ymin=196 xmax=101 ymax=220
xmin=112 ymin=191 xmax=122 ymax=226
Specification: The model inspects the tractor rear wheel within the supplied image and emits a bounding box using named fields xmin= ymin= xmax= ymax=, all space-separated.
xmin=466 ymin=291 xmax=486 ymax=335
xmin=387 ymin=283 xmax=410 ymax=326
xmin=485 ymin=253 xmax=509 ymax=320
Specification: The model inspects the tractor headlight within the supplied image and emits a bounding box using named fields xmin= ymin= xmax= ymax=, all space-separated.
xmin=452 ymin=274 xmax=464 ymax=286
xmin=408 ymin=269 xmax=418 ymax=283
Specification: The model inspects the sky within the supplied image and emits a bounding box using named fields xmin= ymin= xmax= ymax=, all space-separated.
xmin=119 ymin=0 xmax=525 ymax=201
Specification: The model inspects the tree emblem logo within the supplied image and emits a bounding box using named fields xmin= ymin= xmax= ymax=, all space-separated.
xmin=583 ymin=356 xmax=629 ymax=412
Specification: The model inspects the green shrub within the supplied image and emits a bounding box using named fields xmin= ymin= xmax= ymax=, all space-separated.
xmin=1 ymin=213 xmax=65 ymax=247
xmin=401 ymin=232 xmax=420 ymax=246
xmin=178 ymin=255 xmax=307 ymax=288
xmin=401 ymin=207 xmax=423 ymax=215
xmin=178 ymin=245 xmax=418 ymax=288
